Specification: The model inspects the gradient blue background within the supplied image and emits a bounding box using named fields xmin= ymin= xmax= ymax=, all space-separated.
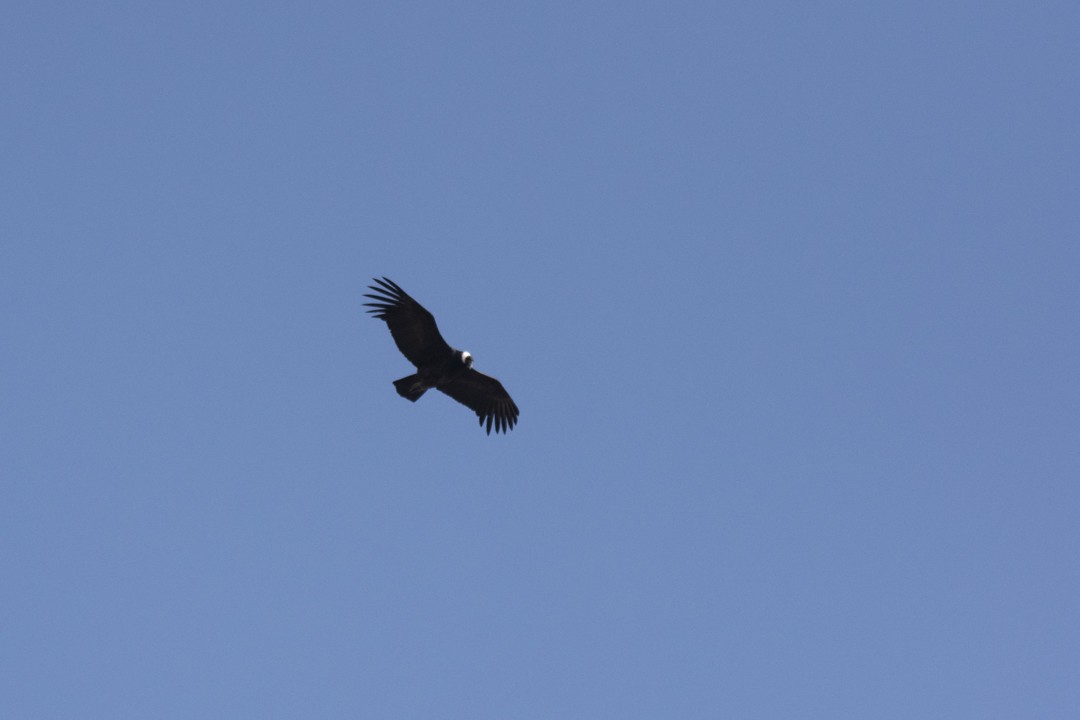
xmin=3 ymin=2 xmax=1078 ymax=717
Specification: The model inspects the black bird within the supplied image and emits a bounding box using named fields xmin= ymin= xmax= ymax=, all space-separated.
xmin=364 ymin=277 xmax=519 ymax=434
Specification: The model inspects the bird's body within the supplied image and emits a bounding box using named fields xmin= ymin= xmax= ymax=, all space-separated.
xmin=364 ymin=277 xmax=519 ymax=434
xmin=390 ymin=349 xmax=472 ymax=402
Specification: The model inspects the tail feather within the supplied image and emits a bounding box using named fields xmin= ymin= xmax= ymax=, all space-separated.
xmin=393 ymin=374 xmax=427 ymax=402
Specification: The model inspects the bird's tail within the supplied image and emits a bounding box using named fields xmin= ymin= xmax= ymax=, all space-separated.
xmin=393 ymin=374 xmax=427 ymax=402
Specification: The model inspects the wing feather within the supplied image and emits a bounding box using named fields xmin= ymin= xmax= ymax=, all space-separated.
xmin=364 ymin=277 xmax=453 ymax=367
xmin=438 ymin=369 xmax=519 ymax=435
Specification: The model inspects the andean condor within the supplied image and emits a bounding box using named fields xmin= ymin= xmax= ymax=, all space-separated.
xmin=364 ymin=277 xmax=519 ymax=434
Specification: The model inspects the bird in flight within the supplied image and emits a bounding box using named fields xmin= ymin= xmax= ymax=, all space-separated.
xmin=364 ymin=277 xmax=520 ymax=434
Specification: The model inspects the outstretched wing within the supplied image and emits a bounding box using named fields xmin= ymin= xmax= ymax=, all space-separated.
xmin=364 ymin=277 xmax=453 ymax=367
xmin=438 ymin=369 xmax=519 ymax=434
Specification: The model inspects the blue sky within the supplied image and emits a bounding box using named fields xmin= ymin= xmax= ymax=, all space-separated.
xmin=3 ymin=2 xmax=1078 ymax=717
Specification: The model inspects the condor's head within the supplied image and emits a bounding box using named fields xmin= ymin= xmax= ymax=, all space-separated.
xmin=458 ymin=350 xmax=473 ymax=369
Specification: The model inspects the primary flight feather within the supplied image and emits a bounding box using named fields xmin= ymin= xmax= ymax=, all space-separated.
xmin=364 ymin=277 xmax=519 ymax=435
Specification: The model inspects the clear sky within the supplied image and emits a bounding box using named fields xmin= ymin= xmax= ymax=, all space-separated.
xmin=3 ymin=2 xmax=1078 ymax=718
